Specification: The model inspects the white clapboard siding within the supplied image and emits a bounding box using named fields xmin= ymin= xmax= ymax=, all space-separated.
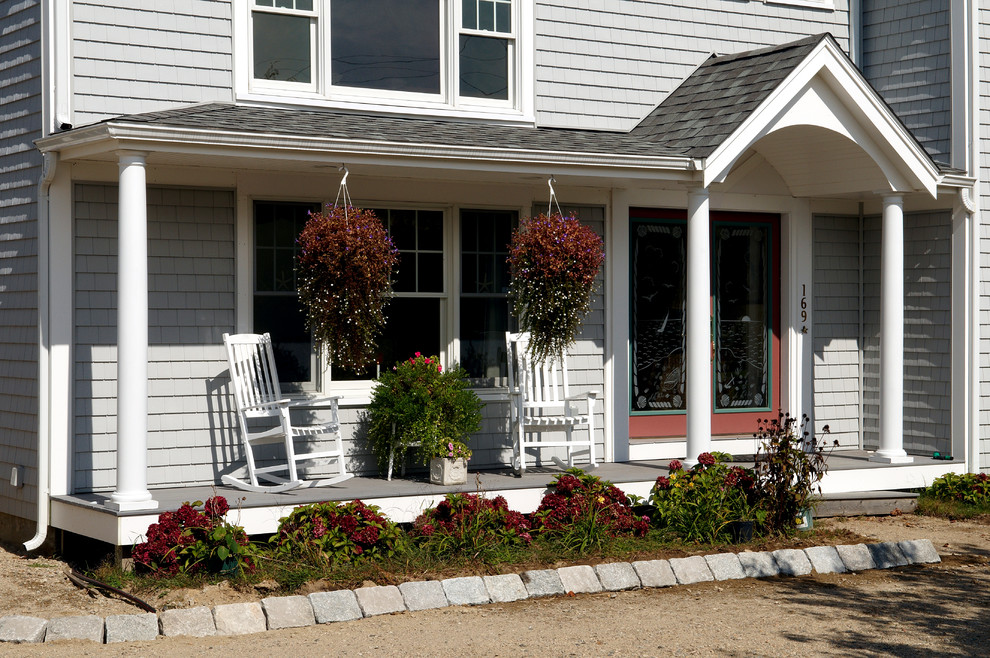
xmin=71 ymin=0 xmax=233 ymax=126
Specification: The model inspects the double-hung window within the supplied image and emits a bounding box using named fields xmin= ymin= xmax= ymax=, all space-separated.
xmin=245 ymin=0 xmax=526 ymax=114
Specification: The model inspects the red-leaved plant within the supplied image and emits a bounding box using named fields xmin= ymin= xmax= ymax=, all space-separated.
xmin=296 ymin=205 xmax=399 ymax=371
xmin=533 ymin=469 xmax=649 ymax=551
xmin=269 ymin=500 xmax=406 ymax=566
xmin=411 ymin=493 xmax=532 ymax=561
xmin=132 ymin=496 xmax=252 ymax=577
xmin=507 ymin=213 xmax=604 ymax=363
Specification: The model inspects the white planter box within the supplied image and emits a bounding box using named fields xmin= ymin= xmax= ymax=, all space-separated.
xmin=429 ymin=457 xmax=467 ymax=485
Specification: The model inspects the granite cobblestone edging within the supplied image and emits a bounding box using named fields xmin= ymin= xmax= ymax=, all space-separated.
xmin=0 ymin=540 xmax=940 ymax=644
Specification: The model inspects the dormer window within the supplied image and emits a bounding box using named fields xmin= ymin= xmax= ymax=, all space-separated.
xmin=245 ymin=0 xmax=525 ymax=114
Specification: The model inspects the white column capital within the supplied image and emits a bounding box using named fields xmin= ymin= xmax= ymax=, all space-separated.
xmin=115 ymin=150 xmax=148 ymax=164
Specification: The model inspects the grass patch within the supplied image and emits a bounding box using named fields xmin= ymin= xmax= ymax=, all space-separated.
xmin=916 ymin=494 xmax=990 ymax=521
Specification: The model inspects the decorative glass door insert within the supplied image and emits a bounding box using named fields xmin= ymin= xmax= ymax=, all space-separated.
xmin=629 ymin=210 xmax=779 ymax=438
xmin=713 ymin=223 xmax=770 ymax=411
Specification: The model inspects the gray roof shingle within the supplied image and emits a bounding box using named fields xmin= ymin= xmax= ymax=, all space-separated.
xmin=631 ymin=34 xmax=826 ymax=157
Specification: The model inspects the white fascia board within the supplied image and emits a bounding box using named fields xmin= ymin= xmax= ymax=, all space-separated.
xmin=703 ymin=38 xmax=940 ymax=197
xmin=38 ymin=123 xmax=698 ymax=182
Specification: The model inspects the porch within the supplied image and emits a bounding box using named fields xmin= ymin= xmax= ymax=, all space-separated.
xmin=50 ymin=451 xmax=963 ymax=546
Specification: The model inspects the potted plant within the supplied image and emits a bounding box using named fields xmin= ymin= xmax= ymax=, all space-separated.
xmin=507 ymin=212 xmax=605 ymax=363
xmin=367 ymin=353 xmax=483 ymax=481
xmin=296 ymin=204 xmax=399 ymax=371
xmin=752 ymin=413 xmax=835 ymax=534
xmin=428 ymin=440 xmax=473 ymax=486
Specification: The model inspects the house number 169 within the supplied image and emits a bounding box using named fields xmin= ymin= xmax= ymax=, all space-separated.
xmin=800 ymin=284 xmax=808 ymax=333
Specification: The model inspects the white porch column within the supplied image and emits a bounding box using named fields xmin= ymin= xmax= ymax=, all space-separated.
xmin=872 ymin=194 xmax=913 ymax=464
xmin=685 ymin=186 xmax=712 ymax=465
xmin=109 ymin=152 xmax=158 ymax=510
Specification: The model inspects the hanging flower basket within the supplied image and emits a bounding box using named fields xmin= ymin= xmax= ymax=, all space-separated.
xmin=507 ymin=212 xmax=605 ymax=363
xmin=296 ymin=204 xmax=399 ymax=371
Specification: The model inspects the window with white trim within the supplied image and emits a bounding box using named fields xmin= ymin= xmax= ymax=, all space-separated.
xmin=253 ymin=201 xmax=516 ymax=388
xmin=248 ymin=0 xmax=521 ymax=110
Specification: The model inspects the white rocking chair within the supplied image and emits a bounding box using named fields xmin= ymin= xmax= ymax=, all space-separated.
xmin=222 ymin=332 xmax=352 ymax=493
xmin=505 ymin=331 xmax=598 ymax=476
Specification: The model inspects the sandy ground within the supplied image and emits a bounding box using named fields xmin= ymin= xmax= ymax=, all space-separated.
xmin=1 ymin=514 xmax=988 ymax=656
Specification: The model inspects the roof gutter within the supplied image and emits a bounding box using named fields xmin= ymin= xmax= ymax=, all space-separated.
xmin=36 ymin=122 xmax=699 ymax=177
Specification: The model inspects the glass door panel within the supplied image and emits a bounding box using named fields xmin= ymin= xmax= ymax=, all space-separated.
xmin=714 ymin=223 xmax=770 ymax=411
xmin=629 ymin=210 xmax=779 ymax=439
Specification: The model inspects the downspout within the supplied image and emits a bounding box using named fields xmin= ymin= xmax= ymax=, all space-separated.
xmin=962 ymin=185 xmax=980 ymax=474
xmin=858 ymin=201 xmax=865 ymax=449
xmin=25 ymin=152 xmax=58 ymax=552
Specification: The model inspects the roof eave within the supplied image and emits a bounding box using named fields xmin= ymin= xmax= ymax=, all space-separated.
xmin=37 ymin=121 xmax=700 ymax=180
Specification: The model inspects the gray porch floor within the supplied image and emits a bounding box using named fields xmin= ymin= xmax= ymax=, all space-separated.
xmin=53 ymin=450 xmax=946 ymax=519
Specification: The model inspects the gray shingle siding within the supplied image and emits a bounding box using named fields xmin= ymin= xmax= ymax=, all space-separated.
xmin=861 ymin=0 xmax=952 ymax=164
xmin=71 ymin=0 xmax=233 ymax=127
xmin=814 ymin=211 xmax=951 ymax=456
xmin=535 ymin=0 xmax=850 ymax=130
xmin=902 ymin=211 xmax=951 ymax=456
xmin=73 ymin=184 xmax=237 ymax=491
xmin=813 ymin=215 xmax=862 ymax=449
xmin=0 ymin=0 xmax=42 ymax=523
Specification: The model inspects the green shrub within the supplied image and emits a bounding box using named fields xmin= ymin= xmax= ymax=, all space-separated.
xmin=533 ymin=469 xmax=649 ymax=552
xmin=270 ymin=500 xmax=405 ymax=566
xmin=649 ymin=453 xmax=758 ymax=543
xmin=132 ymin=496 xmax=253 ymax=577
xmin=411 ymin=493 xmax=532 ymax=561
xmin=367 ymin=353 xmax=483 ymax=475
xmin=923 ymin=472 xmax=990 ymax=506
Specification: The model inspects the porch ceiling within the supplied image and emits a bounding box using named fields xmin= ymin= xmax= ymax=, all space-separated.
xmin=745 ymin=125 xmax=891 ymax=198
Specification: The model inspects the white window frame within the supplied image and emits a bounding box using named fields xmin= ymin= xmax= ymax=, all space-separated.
xmin=234 ymin=0 xmax=534 ymax=122
xmin=248 ymin=1 xmax=320 ymax=93
xmin=239 ymin=195 xmax=525 ymax=398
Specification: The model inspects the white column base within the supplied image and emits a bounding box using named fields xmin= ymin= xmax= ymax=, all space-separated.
xmin=869 ymin=450 xmax=914 ymax=464
xmin=107 ymin=495 xmax=159 ymax=512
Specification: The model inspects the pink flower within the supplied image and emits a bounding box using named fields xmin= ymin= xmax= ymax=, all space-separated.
xmin=668 ymin=459 xmax=683 ymax=472
xmin=415 ymin=351 xmax=421 ymax=357
xmin=698 ymin=452 xmax=716 ymax=466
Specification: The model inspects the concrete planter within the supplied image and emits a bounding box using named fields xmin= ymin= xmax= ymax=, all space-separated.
xmin=430 ymin=457 xmax=467 ymax=485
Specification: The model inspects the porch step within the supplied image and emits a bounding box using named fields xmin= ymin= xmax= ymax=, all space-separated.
xmin=815 ymin=490 xmax=918 ymax=518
